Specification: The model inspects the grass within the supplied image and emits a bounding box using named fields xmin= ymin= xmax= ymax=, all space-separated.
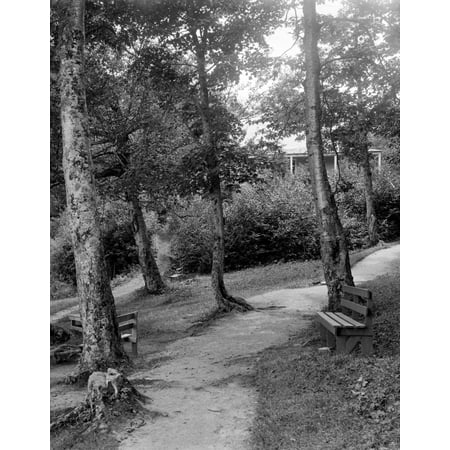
xmin=251 ymin=267 xmax=400 ymax=450
xmin=51 ymin=243 xmax=388 ymax=317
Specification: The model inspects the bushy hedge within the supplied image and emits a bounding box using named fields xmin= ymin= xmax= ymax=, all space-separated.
xmin=169 ymin=172 xmax=321 ymax=273
xmin=224 ymin=176 xmax=320 ymax=269
xmin=167 ymin=197 xmax=214 ymax=273
xmin=170 ymin=152 xmax=399 ymax=274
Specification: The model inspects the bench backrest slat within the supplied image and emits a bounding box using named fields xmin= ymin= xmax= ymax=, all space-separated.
xmin=69 ymin=312 xmax=137 ymax=331
xmin=341 ymin=298 xmax=368 ymax=316
xmin=118 ymin=322 xmax=137 ymax=332
xmin=341 ymin=284 xmax=373 ymax=329
xmin=118 ymin=312 xmax=138 ymax=322
xmin=67 ymin=311 xmax=138 ymax=356
xmin=342 ymin=285 xmax=372 ymax=300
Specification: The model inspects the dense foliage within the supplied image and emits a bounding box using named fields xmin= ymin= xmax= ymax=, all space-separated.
xmin=169 ymin=150 xmax=399 ymax=274
xmin=169 ymin=172 xmax=316 ymax=273
xmin=50 ymin=202 xmax=159 ymax=297
xmin=336 ymin=147 xmax=400 ymax=247
xmin=52 ymin=145 xmax=399 ymax=287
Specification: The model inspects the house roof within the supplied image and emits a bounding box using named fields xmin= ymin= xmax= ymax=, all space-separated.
xmin=281 ymin=136 xmax=382 ymax=156
xmin=281 ymin=136 xmax=308 ymax=154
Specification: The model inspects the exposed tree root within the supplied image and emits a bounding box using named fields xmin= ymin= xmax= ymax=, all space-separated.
xmin=52 ymin=370 xmax=149 ymax=436
xmin=188 ymin=296 xmax=253 ymax=336
xmin=144 ymin=285 xmax=165 ymax=296
xmin=218 ymin=294 xmax=254 ymax=313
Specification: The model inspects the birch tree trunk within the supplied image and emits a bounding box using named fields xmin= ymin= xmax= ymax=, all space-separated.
xmin=194 ymin=42 xmax=252 ymax=312
xmin=59 ymin=0 xmax=126 ymax=376
xmin=303 ymin=0 xmax=354 ymax=310
xmin=129 ymin=191 xmax=165 ymax=294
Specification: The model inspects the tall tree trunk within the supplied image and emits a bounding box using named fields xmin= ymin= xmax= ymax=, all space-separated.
xmin=59 ymin=0 xmax=126 ymax=377
xmin=303 ymin=0 xmax=354 ymax=310
xmin=194 ymin=43 xmax=252 ymax=312
xmin=356 ymin=81 xmax=379 ymax=246
xmin=360 ymin=141 xmax=379 ymax=245
xmin=128 ymin=191 xmax=165 ymax=294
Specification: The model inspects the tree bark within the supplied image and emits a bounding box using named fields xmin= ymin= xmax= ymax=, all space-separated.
xmin=360 ymin=141 xmax=379 ymax=246
xmin=128 ymin=191 xmax=165 ymax=294
xmin=303 ymin=0 xmax=354 ymax=310
xmin=59 ymin=0 xmax=126 ymax=376
xmin=356 ymin=80 xmax=379 ymax=246
xmin=194 ymin=39 xmax=252 ymax=312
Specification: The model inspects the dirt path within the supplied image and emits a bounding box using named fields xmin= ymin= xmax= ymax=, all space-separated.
xmin=118 ymin=244 xmax=400 ymax=450
xmin=50 ymin=273 xmax=146 ymax=322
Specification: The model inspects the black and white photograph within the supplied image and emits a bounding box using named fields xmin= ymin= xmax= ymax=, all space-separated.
xmin=46 ymin=1 xmax=403 ymax=448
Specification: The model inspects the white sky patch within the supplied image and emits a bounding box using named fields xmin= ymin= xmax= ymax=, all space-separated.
xmin=266 ymin=27 xmax=300 ymax=58
xmin=237 ymin=1 xmax=343 ymax=144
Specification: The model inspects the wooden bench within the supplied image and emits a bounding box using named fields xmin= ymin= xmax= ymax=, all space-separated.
xmin=69 ymin=311 xmax=138 ymax=356
xmin=316 ymin=285 xmax=374 ymax=356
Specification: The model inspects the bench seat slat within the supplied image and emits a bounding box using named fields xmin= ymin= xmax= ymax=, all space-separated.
xmin=317 ymin=312 xmax=342 ymax=326
xmin=334 ymin=312 xmax=365 ymax=328
xmin=317 ymin=312 xmax=340 ymax=333
xmin=322 ymin=312 xmax=365 ymax=328
xmin=316 ymin=312 xmax=343 ymax=333
xmin=324 ymin=313 xmax=353 ymax=328
xmin=330 ymin=313 xmax=358 ymax=328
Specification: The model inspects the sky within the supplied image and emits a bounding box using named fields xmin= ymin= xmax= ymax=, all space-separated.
xmin=239 ymin=1 xmax=343 ymax=147
xmin=266 ymin=1 xmax=341 ymax=58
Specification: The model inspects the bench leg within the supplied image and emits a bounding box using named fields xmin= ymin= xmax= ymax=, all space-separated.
xmin=345 ymin=336 xmax=360 ymax=354
xmin=336 ymin=336 xmax=346 ymax=353
xmin=131 ymin=341 xmax=138 ymax=356
xmin=326 ymin=331 xmax=336 ymax=349
xmin=361 ymin=336 xmax=373 ymax=356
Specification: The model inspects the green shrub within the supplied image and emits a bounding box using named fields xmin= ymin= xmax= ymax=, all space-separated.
xmin=167 ymin=197 xmax=213 ymax=273
xmin=224 ymin=176 xmax=320 ymax=269
xmin=334 ymin=155 xmax=400 ymax=246
xmin=169 ymin=173 xmax=321 ymax=273
xmin=102 ymin=224 xmax=139 ymax=279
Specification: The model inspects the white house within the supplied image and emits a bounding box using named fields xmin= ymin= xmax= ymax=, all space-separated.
xmin=281 ymin=136 xmax=382 ymax=175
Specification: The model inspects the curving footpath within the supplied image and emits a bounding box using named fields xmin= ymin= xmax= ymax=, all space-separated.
xmin=119 ymin=244 xmax=400 ymax=450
